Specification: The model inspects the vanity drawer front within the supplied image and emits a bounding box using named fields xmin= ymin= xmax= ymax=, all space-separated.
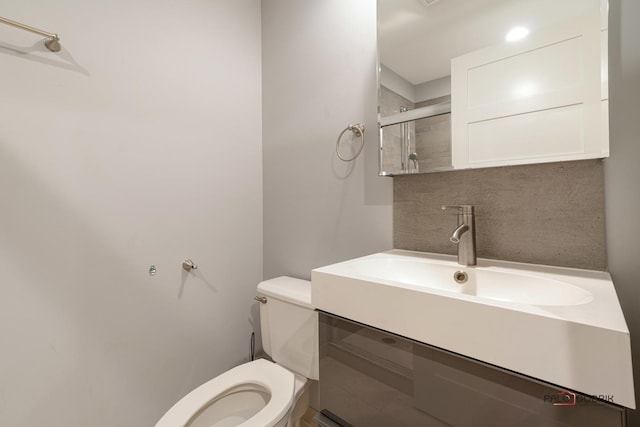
xmin=318 ymin=312 xmax=626 ymax=427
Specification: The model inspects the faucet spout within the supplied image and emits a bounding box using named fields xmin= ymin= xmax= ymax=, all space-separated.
xmin=441 ymin=205 xmax=477 ymax=266
xmin=450 ymin=224 xmax=469 ymax=243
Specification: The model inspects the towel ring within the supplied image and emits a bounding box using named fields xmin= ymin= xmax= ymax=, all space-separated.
xmin=336 ymin=123 xmax=365 ymax=162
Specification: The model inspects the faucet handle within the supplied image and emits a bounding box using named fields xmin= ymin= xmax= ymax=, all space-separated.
xmin=441 ymin=205 xmax=474 ymax=214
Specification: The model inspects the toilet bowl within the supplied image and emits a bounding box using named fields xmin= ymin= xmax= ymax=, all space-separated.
xmin=155 ymin=359 xmax=297 ymax=427
xmin=155 ymin=277 xmax=318 ymax=427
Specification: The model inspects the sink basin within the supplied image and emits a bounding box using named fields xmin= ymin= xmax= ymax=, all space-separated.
xmin=350 ymin=258 xmax=594 ymax=306
xmin=312 ymin=250 xmax=635 ymax=409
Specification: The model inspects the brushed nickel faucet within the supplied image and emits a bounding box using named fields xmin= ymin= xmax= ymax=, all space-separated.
xmin=442 ymin=205 xmax=476 ymax=266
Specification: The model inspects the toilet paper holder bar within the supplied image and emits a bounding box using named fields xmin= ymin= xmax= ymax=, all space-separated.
xmin=182 ymin=259 xmax=198 ymax=271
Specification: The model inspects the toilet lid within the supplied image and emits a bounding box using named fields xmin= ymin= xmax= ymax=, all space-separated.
xmin=155 ymin=359 xmax=295 ymax=427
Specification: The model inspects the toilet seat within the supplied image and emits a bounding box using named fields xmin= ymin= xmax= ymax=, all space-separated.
xmin=155 ymin=359 xmax=295 ymax=427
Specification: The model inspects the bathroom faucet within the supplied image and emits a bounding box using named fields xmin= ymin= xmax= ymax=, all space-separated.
xmin=442 ymin=205 xmax=476 ymax=266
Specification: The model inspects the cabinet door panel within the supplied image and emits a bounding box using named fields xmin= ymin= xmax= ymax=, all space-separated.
xmin=318 ymin=313 xmax=626 ymax=427
xmin=452 ymin=12 xmax=605 ymax=169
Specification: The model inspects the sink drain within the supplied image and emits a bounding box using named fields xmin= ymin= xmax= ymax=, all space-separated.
xmin=454 ymin=270 xmax=468 ymax=284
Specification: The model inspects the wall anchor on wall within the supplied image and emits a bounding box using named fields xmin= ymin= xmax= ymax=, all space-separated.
xmin=336 ymin=123 xmax=365 ymax=162
xmin=182 ymin=259 xmax=198 ymax=272
xmin=0 ymin=15 xmax=61 ymax=52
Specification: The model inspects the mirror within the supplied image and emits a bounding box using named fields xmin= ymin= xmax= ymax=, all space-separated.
xmin=378 ymin=0 xmax=608 ymax=175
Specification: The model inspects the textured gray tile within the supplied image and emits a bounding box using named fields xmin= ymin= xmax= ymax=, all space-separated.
xmin=393 ymin=160 xmax=606 ymax=270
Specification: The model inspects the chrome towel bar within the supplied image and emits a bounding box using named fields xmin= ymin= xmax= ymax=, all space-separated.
xmin=0 ymin=15 xmax=61 ymax=52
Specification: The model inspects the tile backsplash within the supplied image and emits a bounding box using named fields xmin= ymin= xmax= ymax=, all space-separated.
xmin=394 ymin=159 xmax=605 ymax=270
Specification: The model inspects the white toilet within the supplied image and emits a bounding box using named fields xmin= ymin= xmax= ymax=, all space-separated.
xmin=155 ymin=276 xmax=319 ymax=427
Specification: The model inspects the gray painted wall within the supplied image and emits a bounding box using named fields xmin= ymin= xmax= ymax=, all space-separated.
xmin=0 ymin=1 xmax=262 ymax=425
xmin=605 ymin=0 xmax=640 ymax=422
xmin=262 ymin=0 xmax=393 ymax=281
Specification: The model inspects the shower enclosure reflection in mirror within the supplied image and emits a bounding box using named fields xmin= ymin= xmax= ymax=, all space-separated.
xmin=378 ymin=0 xmax=608 ymax=175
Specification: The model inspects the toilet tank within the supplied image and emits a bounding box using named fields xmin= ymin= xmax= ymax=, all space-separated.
xmin=257 ymin=277 xmax=319 ymax=380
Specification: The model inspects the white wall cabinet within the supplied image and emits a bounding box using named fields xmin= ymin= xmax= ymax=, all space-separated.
xmin=452 ymin=11 xmax=608 ymax=169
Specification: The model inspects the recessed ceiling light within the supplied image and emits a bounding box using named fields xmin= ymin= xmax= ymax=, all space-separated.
xmin=420 ymin=0 xmax=441 ymax=6
xmin=505 ymin=26 xmax=529 ymax=42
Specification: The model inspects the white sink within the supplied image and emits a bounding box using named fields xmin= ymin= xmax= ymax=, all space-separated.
xmin=312 ymin=249 xmax=635 ymax=409
xmin=349 ymin=257 xmax=594 ymax=306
